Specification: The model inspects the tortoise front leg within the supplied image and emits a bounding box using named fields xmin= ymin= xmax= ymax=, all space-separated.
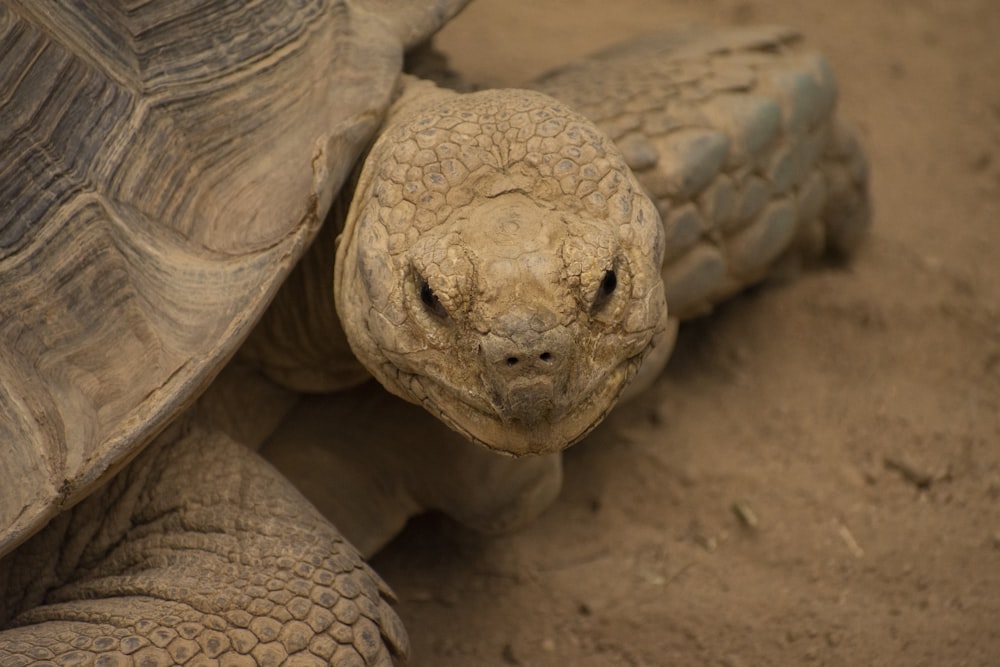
xmin=0 ymin=414 xmax=406 ymax=666
xmin=532 ymin=26 xmax=871 ymax=321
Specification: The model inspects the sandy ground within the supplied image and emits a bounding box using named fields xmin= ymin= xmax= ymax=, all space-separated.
xmin=371 ymin=1 xmax=1000 ymax=665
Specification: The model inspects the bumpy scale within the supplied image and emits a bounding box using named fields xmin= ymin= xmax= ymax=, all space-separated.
xmin=336 ymin=82 xmax=668 ymax=455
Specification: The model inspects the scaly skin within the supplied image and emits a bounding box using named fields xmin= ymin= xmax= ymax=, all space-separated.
xmin=533 ymin=27 xmax=871 ymax=320
xmin=0 ymin=412 xmax=407 ymax=666
xmin=335 ymin=82 xmax=668 ymax=456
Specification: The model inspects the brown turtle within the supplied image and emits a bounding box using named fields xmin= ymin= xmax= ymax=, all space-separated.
xmin=0 ymin=1 xmax=868 ymax=664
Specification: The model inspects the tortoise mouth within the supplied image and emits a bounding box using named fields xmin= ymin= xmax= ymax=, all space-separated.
xmin=415 ymin=353 xmax=644 ymax=456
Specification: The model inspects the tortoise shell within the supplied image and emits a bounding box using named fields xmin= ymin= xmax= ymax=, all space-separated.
xmin=0 ymin=0 xmax=465 ymax=556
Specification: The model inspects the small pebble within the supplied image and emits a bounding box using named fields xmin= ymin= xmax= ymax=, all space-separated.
xmin=732 ymin=500 xmax=759 ymax=528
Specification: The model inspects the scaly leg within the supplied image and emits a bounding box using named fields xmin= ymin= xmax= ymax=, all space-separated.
xmin=533 ymin=26 xmax=871 ymax=323
xmin=0 ymin=410 xmax=407 ymax=666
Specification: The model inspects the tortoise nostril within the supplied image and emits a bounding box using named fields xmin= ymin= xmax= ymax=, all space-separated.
xmin=481 ymin=326 xmax=570 ymax=377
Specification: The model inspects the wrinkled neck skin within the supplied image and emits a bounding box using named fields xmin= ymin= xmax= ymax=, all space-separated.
xmin=335 ymin=82 xmax=667 ymax=456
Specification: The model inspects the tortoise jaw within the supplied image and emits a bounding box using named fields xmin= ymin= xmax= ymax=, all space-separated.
xmin=416 ymin=354 xmax=642 ymax=457
xmin=489 ymin=376 xmax=560 ymax=428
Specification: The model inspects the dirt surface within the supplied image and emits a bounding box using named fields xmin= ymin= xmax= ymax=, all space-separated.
xmin=373 ymin=1 xmax=1000 ymax=665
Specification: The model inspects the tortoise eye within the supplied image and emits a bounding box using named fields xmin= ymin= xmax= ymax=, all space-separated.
xmin=420 ymin=280 xmax=448 ymax=318
xmin=592 ymin=268 xmax=617 ymax=310
xmin=600 ymin=269 xmax=617 ymax=295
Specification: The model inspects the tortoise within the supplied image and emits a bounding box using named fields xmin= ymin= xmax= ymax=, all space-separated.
xmin=0 ymin=1 xmax=869 ymax=664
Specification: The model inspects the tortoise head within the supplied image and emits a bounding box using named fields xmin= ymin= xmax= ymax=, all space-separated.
xmin=335 ymin=88 xmax=666 ymax=456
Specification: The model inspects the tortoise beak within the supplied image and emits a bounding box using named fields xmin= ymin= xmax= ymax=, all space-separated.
xmin=478 ymin=325 xmax=574 ymax=427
